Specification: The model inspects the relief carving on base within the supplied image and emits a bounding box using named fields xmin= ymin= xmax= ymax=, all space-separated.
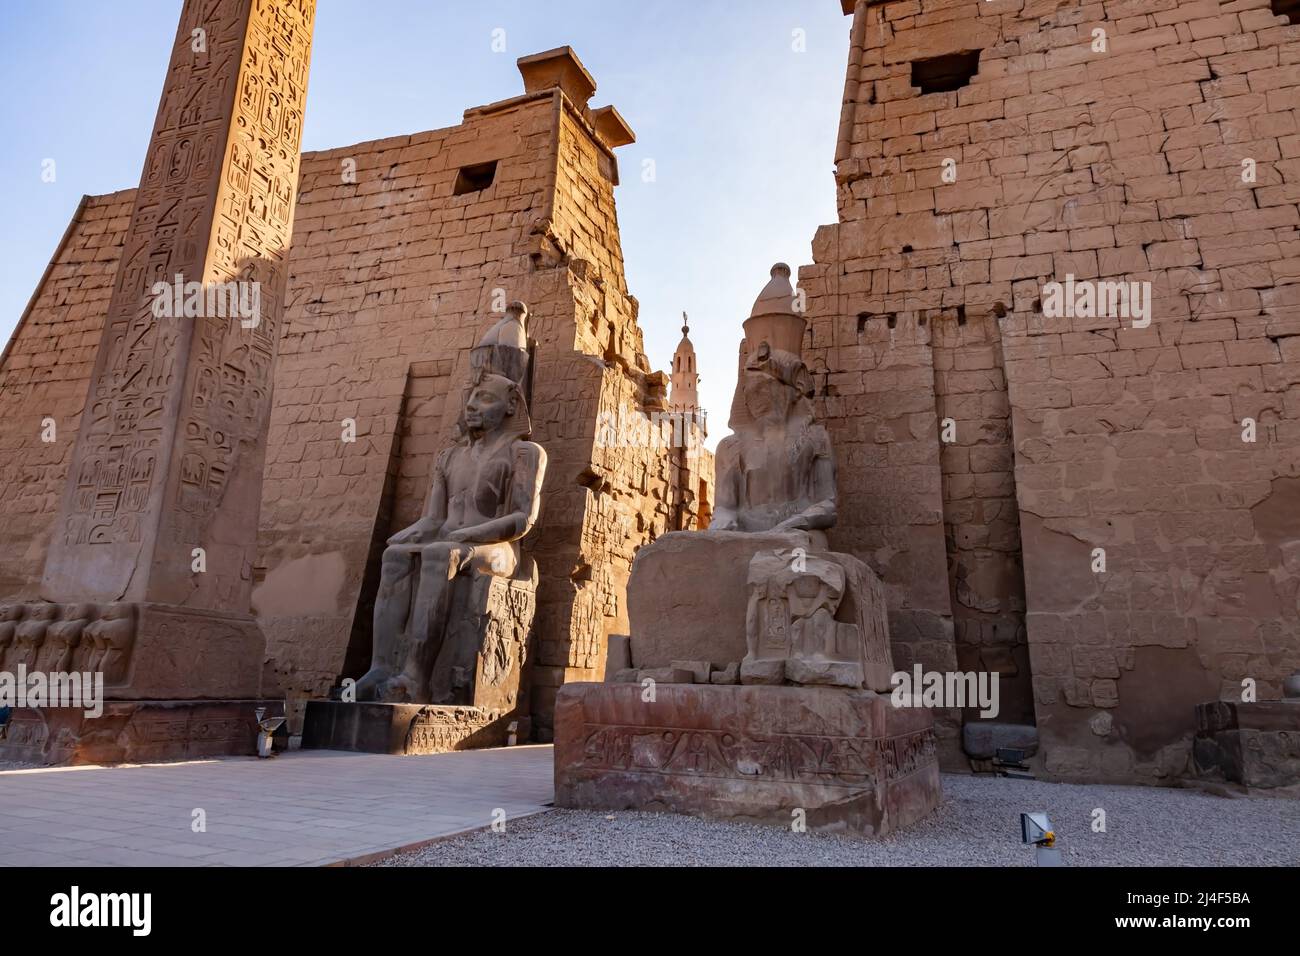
xmin=403 ymin=707 xmax=506 ymax=755
xmin=745 ymin=549 xmax=867 ymax=689
xmin=0 ymin=602 xmax=137 ymax=687
xmin=578 ymin=724 xmax=936 ymax=787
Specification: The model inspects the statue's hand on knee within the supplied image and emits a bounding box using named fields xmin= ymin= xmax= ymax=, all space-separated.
xmin=389 ymin=518 xmax=439 ymax=547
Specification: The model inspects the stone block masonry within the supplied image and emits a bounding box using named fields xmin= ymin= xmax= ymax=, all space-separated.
xmin=805 ymin=0 xmax=1300 ymax=781
xmin=0 ymin=47 xmax=712 ymax=740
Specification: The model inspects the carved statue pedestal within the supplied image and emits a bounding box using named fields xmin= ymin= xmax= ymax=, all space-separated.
xmin=1192 ymin=699 xmax=1300 ymax=790
xmin=303 ymin=563 xmax=538 ymax=754
xmin=557 ymin=532 xmax=942 ymax=838
xmin=0 ymin=600 xmax=265 ymax=700
xmin=0 ymin=699 xmax=284 ymax=765
xmin=301 ymin=702 xmax=528 ymax=756
xmin=554 ymin=683 xmax=941 ymax=838
xmin=0 ymin=600 xmax=272 ymax=765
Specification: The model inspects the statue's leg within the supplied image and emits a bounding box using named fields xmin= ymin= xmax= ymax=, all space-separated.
xmin=425 ymin=544 xmax=520 ymax=703
xmin=400 ymin=543 xmax=467 ymax=702
xmin=356 ymin=546 xmax=417 ymax=700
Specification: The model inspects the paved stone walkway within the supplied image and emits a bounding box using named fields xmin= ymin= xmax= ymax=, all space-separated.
xmin=0 ymin=746 xmax=554 ymax=867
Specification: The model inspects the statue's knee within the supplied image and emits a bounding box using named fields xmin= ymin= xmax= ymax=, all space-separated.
xmin=381 ymin=549 xmax=412 ymax=581
xmin=420 ymin=542 xmax=468 ymax=572
xmin=475 ymin=549 xmax=516 ymax=578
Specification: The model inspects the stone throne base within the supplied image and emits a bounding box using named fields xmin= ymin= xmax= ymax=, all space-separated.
xmin=1193 ymin=699 xmax=1300 ymax=790
xmin=302 ymin=701 xmax=528 ymax=756
xmin=554 ymin=683 xmax=941 ymax=838
xmin=304 ymin=560 xmax=538 ymax=756
xmin=557 ymin=530 xmax=942 ymax=837
xmin=624 ymin=531 xmax=894 ymax=691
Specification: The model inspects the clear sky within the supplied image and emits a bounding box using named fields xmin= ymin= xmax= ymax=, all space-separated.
xmin=0 ymin=0 xmax=850 ymax=445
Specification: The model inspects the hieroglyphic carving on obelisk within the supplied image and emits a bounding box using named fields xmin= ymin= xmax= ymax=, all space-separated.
xmin=43 ymin=0 xmax=313 ymax=608
xmin=32 ymin=0 xmax=315 ymax=698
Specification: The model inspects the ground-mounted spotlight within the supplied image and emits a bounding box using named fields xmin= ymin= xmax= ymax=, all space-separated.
xmin=1021 ymin=812 xmax=1063 ymax=866
xmin=255 ymin=707 xmax=286 ymax=759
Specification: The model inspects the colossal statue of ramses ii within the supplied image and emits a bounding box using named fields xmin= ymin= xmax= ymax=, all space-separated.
xmin=356 ymin=303 xmax=546 ymax=705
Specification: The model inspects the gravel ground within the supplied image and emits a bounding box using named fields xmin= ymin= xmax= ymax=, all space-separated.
xmin=374 ymin=774 xmax=1300 ymax=867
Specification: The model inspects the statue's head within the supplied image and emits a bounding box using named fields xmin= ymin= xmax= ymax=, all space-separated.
xmin=471 ymin=302 xmax=530 ymax=389
xmin=457 ymin=302 xmax=533 ymax=443
xmin=66 ymin=603 xmax=97 ymax=623
xmin=100 ymin=603 xmax=135 ymax=622
xmin=728 ymin=263 xmax=817 ymax=432
xmin=26 ymin=602 xmax=60 ymax=622
xmin=461 ymin=372 xmax=531 ymax=440
xmin=733 ymin=342 xmax=814 ymax=430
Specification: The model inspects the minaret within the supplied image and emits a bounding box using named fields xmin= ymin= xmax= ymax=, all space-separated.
xmin=669 ymin=313 xmax=700 ymax=419
xmin=666 ymin=314 xmax=707 ymax=532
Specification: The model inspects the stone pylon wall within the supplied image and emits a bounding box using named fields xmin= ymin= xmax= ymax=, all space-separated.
xmin=803 ymin=0 xmax=1300 ymax=781
xmin=0 ymin=191 xmax=136 ymax=600
xmin=0 ymin=52 xmax=710 ymax=740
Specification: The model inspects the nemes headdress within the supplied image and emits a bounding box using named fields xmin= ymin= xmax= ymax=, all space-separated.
xmin=463 ymin=301 xmax=533 ymax=440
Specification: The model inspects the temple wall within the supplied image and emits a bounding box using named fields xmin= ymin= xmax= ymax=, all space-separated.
xmin=0 ymin=192 xmax=135 ymax=599
xmin=801 ymin=297 xmax=962 ymax=760
xmin=806 ymin=0 xmax=1300 ymax=781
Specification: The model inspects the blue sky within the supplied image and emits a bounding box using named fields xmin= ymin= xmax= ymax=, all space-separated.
xmin=0 ymin=0 xmax=850 ymax=443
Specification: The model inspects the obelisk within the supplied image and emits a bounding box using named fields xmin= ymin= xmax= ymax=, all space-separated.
xmin=39 ymin=0 xmax=315 ymax=699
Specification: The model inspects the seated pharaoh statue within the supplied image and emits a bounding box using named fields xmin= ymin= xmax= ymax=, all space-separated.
xmin=712 ymin=264 xmax=836 ymax=547
xmin=619 ymin=264 xmax=893 ymax=692
xmin=554 ymin=264 xmax=940 ymax=839
xmin=355 ymin=302 xmax=547 ymax=707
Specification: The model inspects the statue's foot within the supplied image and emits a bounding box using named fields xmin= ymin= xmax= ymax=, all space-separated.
xmin=376 ymin=674 xmax=417 ymax=704
xmin=353 ymin=667 xmax=391 ymax=702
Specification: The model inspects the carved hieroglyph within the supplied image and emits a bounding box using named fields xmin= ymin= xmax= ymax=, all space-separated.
xmin=41 ymin=0 xmax=315 ymax=612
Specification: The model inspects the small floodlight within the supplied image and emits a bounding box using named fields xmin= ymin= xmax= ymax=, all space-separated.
xmin=1021 ymin=812 xmax=1053 ymax=846
xmin=1020 ymin=812 xmax=1063 ymax=866
xmin=255 ymin=706 xmax=286 ymax=759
